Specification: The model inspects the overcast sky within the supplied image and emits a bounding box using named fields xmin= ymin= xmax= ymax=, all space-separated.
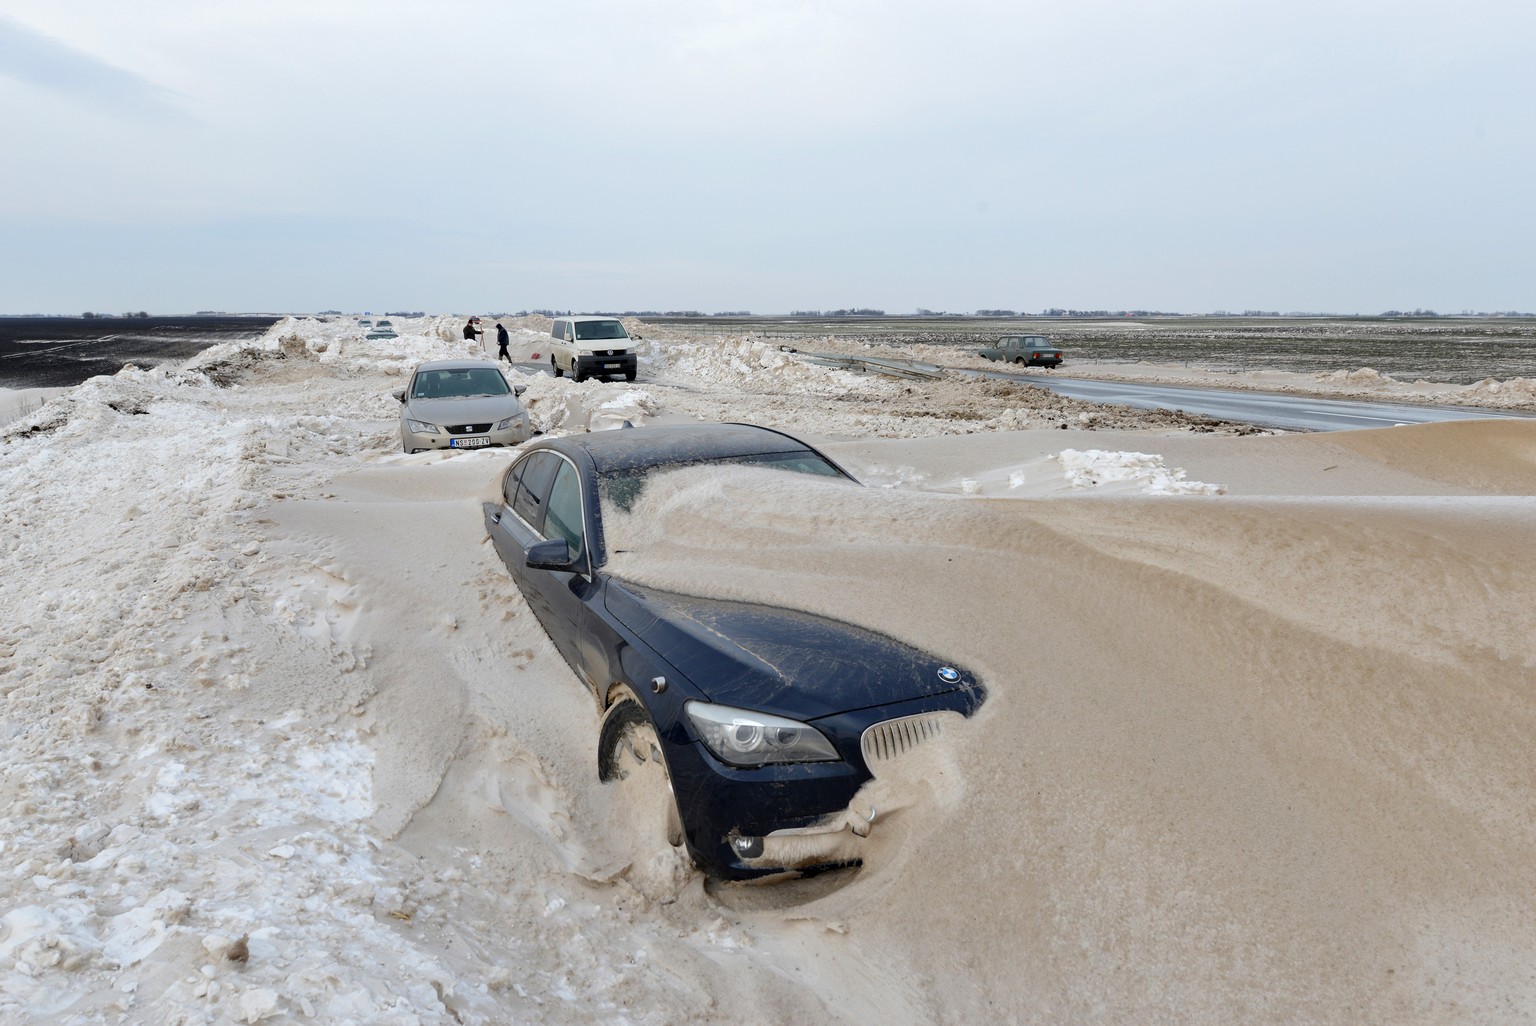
xmin=1 ymin=0 xmax=1531 ymax=315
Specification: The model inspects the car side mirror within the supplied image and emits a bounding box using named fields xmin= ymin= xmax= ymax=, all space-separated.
xmin=514 ymin=385 xmax=527 ymax=397
xmin=525 ymin=538 xmax=574 ymax=571
xmin=391 ymin=389 xmax=405 ymax=403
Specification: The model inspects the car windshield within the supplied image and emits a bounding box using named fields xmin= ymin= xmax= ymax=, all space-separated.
xmin=412 ymin=368 xmax=511 ymax=399
xmin=600 ymin=452 xmax=845 ymax=516
xmin=574 ymin=320 xmax=629 ymax=341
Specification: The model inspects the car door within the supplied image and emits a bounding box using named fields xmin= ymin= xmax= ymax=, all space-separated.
xmin=527 ymin=459 xmax=612 ymax=694
xmin=486 ymin=451 xmax=603 ymax=679
xmin=548 ymin=319 xmax=567 ymax=372
xmin=561 ymin=320 xmax=577 ymax=373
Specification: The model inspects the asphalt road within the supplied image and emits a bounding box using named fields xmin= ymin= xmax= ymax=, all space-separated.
xmin=960 ymin=369 xmax=1536 ymax=432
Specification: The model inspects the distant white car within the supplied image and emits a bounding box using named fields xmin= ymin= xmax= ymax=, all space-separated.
xmin=366 ymin=319 xmax=398 ymax=340
xmin=394 ymin=359 xmax=532 ymax=453
xmin=547 ymin=315 xmax=638 ymax=382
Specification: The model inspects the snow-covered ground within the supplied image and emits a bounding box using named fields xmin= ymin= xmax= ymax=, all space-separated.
xmin=3 ymin=316 xmax=1535 ymax=1024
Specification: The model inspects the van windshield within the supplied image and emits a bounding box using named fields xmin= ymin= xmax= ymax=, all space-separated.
xmin=574 ymin=320 xmax=629 ymax=341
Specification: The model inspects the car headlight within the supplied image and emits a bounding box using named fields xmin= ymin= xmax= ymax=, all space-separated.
xmin=684 ymin=701 xmax=839 ymax=767
xmin=406 ymin=418 xmax=438 ymax=434
xmin=495 ymin=414 xmax=524 ymax=431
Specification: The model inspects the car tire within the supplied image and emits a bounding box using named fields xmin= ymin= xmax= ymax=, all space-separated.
xmin=551 ymin=354 xmax=563 ymax=378
xmin=1014 ymin=357 xmax=1024 ymax=364
xmin=624 ymin=370 xmax=637 ymax=382
xmin=599 ymin=697 xmax=683 ymax=849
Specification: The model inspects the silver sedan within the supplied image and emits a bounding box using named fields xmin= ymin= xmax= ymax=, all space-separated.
xmin=395 ymin=359 xmax=532 ymax=453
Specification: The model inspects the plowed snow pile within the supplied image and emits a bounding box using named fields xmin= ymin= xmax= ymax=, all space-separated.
xmin=2 ymin=316 xmax=1534 ymax=1025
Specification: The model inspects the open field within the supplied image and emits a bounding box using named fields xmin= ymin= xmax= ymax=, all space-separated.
xmin=0 ymin=316 xmax=280 ymax=390
xmin=646 ymin=315 xmax=1536 ymax=385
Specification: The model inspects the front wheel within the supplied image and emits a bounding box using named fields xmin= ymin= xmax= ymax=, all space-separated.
xmin=551 ymin=354 xmax=563 ymax=378
xmin=599 ymin=699 xmax=683 ymax=850
xmin=624 ymin=370 xmax=637 ymax=382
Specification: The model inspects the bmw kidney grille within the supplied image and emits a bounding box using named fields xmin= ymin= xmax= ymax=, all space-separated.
xmin=860 ymin=712 xmax=962 ymax=769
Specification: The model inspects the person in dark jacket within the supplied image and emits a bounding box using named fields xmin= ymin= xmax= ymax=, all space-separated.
xmin=463 ymin=317 xmax=483 ymax=343
xmin=495 ymin=322 xmax=510 ymax=363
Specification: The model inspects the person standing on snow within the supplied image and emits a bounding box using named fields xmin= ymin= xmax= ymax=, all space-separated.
xmin=495 ymin=322 xmax=511 ymax=363
xmin=463 ymin=317 xmax=483 ymax=343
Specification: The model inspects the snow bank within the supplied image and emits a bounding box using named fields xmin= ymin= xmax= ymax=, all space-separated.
xmin=1051 ymin=448 xmax=1225 ymax=494
xmin=633 ymin=331 xmax=917 ymax=415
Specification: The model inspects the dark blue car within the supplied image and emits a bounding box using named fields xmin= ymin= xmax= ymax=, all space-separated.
xmin=482 ymin=423 xmax=986 ymax=880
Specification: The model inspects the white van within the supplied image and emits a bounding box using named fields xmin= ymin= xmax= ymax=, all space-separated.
xmin=548 ymin=316 xmax=638 ymax=382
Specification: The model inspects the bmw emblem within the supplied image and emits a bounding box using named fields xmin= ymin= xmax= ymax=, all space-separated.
xmin=937 ymin=666 xmax=961 ymax=684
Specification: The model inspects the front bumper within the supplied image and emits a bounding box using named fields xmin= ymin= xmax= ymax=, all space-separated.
xmin=402 ymin=418 xmax=531 ymax=453
xmin=664 ymin=692 xmax=980 ymax=880
xmin=573 ymin=352 xmax=637 ymax=379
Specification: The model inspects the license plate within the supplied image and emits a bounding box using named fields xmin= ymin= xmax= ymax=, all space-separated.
xmin=450 ymin=436 xmax=490 ymax=448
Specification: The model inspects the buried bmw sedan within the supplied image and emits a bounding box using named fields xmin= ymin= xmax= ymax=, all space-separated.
xmin=395 ymin=359 xmax=532 ymax=453
xmin=481 ymin=423 xmax=986 ymax=880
